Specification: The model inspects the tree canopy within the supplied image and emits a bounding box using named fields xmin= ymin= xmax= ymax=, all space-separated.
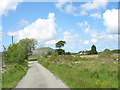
xmin=55 ymin=40 xmax=66 ymax=49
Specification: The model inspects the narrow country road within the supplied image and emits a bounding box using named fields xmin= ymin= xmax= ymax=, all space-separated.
xmin=15 ymin=61 xmax=69 ymax=88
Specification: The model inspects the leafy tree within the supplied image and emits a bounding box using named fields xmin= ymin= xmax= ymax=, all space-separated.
xmin=19 ymin=38 xmax=37 ymax=59
xmin=55 ymin=40 xmax=66 ymax=49
xmin=90 ymin=45 xmax=98 ymax=54
xmin=87 ymin=45 xmax=98 ymax=55
xmin=55 ymin=41 xmax=66 ymax=55
xmin=2 ymin=38 xmax=37 ymax=64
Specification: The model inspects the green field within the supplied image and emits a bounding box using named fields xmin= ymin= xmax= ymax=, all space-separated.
xmin=38 ymin=55 xmax=118 ymax=88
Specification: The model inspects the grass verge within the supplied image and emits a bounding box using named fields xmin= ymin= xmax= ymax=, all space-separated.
xmin=2 ymin=63 xmax=28 ymax=88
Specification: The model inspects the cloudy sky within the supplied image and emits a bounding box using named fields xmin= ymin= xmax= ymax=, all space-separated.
xmin=1 ymin=0 xmax=119 ymax=52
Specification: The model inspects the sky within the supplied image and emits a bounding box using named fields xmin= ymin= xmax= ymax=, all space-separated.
xmin=0 ymin=0 xmax=119 ymax=53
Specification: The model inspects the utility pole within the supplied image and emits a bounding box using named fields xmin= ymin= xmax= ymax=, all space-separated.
xmin=12 ymin=35 xmax=13 ymax=44
xmin=3 ymin=45 xmax=6 ymax=51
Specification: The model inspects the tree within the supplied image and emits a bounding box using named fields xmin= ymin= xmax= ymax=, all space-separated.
xmin=90 ymin=45 xmax=98 ymax=54
xmin=19 ymin=38 xmax=37 ymax=59
xmin=55 ymin=41 xmax=66 ymax=55
xmin=55 ymin=49 xmax=65 ymax=55
xmin=2 ymin=38 xmax=37 ymax=64
xmin=55 ymin=40 xmax=66 ymax=49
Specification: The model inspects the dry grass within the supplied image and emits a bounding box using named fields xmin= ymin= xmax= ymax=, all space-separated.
xmin=80 ymin=55 xmax=98 ymax=58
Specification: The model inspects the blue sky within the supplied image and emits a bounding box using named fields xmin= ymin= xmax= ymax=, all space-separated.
xmin=1 ymin=0 xmax=119 ymax=52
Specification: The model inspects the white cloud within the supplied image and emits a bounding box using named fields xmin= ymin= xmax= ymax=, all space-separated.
xmin=55 ymin=0 xmax=67 ymax=11
xmin=80 ymin=11 xmax=87 ymax=16
xmin=91 ymin=38 xmax=97 ymax=43
xmin=63 ymin=30 xmax=82 ymax=52
xmin=103 ymin=9 xmax=118 ymax=34
xmin=77 ymin=21 xmax=89 ymax=28
xmin=63 ymin=31 xmax=80 ymax=42
xmin=84 ymin=26 xmax=118 ymax=46
xmin=55 ymin=0 xmax=70 ymax=11
xmin=80 ymin=0 xmax=107 ymax=11
xmin=77 ymin=23 xmax=83 ymax=28
xmin=55 ymin=0 xmax=107 ymax=17
xmin=55 ymin=1 xmax=78 ymax=16
xmin=90 ymin=13 xmax=102 ymax=18
xmin=84 ymin=27 xmax=91 ymax=33
xmin=84 ymin=27 xmax=104 ymax=39
xmin=0 ymin=0 xmax=23 ymax=15
xmin=64 ymin=4 xmax=76 ymax=14
xmin=18 ymin=19 xmax=28 ymax=27
xmin=8 ymin=13 xmax=56 ymax=42
xmin=45 ymin=40 xmax=58 ymax=45
xmin=83 ymin=40 xmax=89 ymax=45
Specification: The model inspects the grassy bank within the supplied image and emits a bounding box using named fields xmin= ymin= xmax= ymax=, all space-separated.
xmin=2 ymin=63 xmax=28 ymax=88
xmin=38 ymin=55 xmax=118 ymax=88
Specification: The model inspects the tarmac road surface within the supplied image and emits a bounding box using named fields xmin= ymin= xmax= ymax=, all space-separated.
xmin=15 ymin=61 xmax=69 ymax=88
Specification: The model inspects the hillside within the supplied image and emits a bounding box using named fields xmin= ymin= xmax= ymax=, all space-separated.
xmin=32 ymin=47 xmax=54 ymax=55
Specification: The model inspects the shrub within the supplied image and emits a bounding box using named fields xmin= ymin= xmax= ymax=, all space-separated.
xmin=51 ymin=51 xmax=58 ymax=56
xmin=55 ymin=49 xmax=65 ymax=55
xmin=42 ymin=54 xmax=48 ymax=58
xmin=47 ymin=51 xmax=52 ymax=55
xmin=65 ymin=52 xmax=71 ymax=55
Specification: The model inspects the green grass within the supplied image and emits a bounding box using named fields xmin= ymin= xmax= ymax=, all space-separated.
xmin=2 ymin=63 xmax=28 ymax=88
xmin=38 ymin=55 xmax=118 ymax=88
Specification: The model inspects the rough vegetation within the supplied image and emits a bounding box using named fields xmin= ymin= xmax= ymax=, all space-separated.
xmin=2 ymin=63 xmax=28 ymax=88
xmin=38 ymin=53 xmax=118 ymax=88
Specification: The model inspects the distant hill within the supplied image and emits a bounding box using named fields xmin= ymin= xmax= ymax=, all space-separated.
xmin=111 ymin=49 xmax=120 ymax=53
xmin=99 ymin=49 xmax=120 ymax=54
xmin=32 ymin=47 xmax=54 ymax=55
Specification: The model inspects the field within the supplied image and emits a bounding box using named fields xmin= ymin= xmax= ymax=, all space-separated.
xmin=38 ymin=54 xmax=118 ymax=88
